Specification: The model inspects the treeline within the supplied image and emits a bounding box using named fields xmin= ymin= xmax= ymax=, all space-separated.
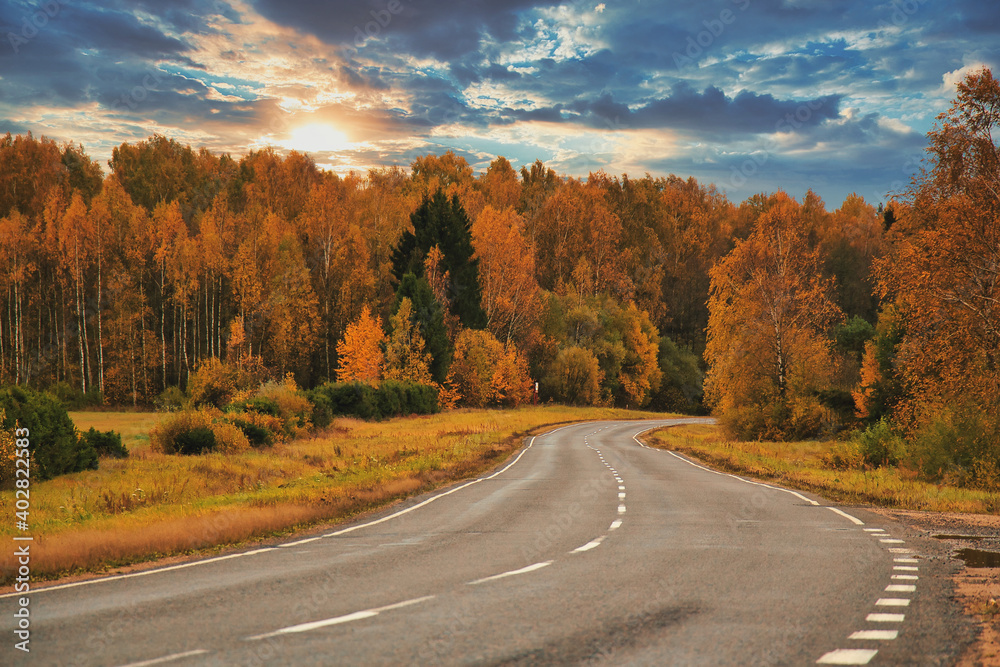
xmin=0 ymin=131 xmax=884 ymax=413
xmin=706 ymin=68 xmax=1000 ymax=490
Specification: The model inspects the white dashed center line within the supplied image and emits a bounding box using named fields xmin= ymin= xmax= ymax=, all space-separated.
xmin=816 ymin=648 xmax=878 ymax=664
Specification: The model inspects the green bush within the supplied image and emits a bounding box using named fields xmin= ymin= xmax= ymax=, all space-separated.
xmin=175 ymin=426 xmax=217 ymax=455
xmin=241 ymin=396 xmax=280 ymax=417
xmin=308 ymin=390 xmax=333 ymax=429
xmin=855 ymin=418 xmax=905 ymax=468
xmin=311 ymin=381 xmax=439 ymax=421
xmin=81 ymin=428 xmax=128 ymax=459
xmin=907 ymin=401 xmax=1000 ymax=489
xmin=227 ymin=416 xmax=274 ymax=448
xmin=0 ymin=386 xmax=97 ymax=479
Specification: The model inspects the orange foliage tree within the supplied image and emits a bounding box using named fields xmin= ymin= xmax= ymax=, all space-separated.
xmin=705 ymin=192 xmax=843 ymax=439
xmin=875 ymin=66 xmax=1000 ymax=438
xmin=471 ymin=205 xmax=542 ymax=347
xmin=336 ymin=305 xmax=385 ymax=385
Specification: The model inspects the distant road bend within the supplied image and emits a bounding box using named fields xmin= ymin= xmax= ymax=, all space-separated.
xmin=4 ymin=419 xmax=971 ymax=665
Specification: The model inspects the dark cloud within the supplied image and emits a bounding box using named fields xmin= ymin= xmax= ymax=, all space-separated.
xmin=251 ymin=0 xmax=547 ymax=59
xmin=502 ymin=85 xmax=841 ymax=136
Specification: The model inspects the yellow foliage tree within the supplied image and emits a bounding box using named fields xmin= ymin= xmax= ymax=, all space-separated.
xmin=336 ymin=305 xmax=385 ymax=385
xmin=384 ymin=298 xmax=434 ymax=385
xmin=705 ymin=192 xmax=842 ymax=439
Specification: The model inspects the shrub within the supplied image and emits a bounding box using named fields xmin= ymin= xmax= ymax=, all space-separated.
xmin=151 ymin=409 xmax=249 ymax=455
xmin=209 ymin=422 xmax=251 ymax=454
xmin=154 ymin=386 xmax=187 ymax=412
xmin=308 ymin=390 xmax=333 ymax=429
xmin=240 ymin=396 xmax=280 ymax=417
xmin=81 ymin=428 xmax=129 ymax=459
xmin=0 ymin=410 xmax=19 ymax=487
xmin=175 ymin=426 xmax=217 ymax=455
xmin=187 ymin=357 xmax=272 ymax=409
xmin=224 ymin=409 xmax=282 ymax=448
xmin=255 ymin=380 xmax=313 ymax=436
xmin=310 ymin=381 xmax=439 ymax=421
xmin=823 ymin=440 xmax=865 ymax=470
xmin=151 ymin=410 xmax=215 ymax=454
xmin=906 ymin=401 xmax=1000 ymax=488
xmin=0 ymin=386 xmax=97 ymax=479
xmin=855 ymin=418 xmax=905 ymax=468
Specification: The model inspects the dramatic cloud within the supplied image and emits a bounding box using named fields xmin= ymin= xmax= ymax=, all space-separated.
xmin=1 ymin=0 xmax=998 ymax=203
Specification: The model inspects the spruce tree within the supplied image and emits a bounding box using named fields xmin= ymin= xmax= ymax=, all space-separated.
xmin=391 ymin=190 xmax=487 ymax=329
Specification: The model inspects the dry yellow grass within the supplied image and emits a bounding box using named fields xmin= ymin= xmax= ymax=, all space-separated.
xmin=69 ymin=411 xmax=168 ymax=455
xmin=1 ymin=406 xmax=668 ymax=583
xmin=646 ymin=423 xmax=1000 ymax=514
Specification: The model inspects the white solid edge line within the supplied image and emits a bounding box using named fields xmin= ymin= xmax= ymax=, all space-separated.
xmin=1 ymin=548 xmax=277 ymax=599
xmin=662 ymin=449 xmax=823 ymax=507
xmin=279 ymin=537 xmax=324 ymax=548
xmin=468 ymin=561 xmax=553 ymax=585
xmin=5 ymin=432 xmax=550 ymax=599
xmin=849 ymin=629 xmax=899 ymax=640
xmin=826 ymin=507 xmax=865 ymax=526
xmin=324 ymin=436 xmax=539 ymax=539
xmin=816 ymin=648 xmax=878 ymax=664
xmin=247 ymin=595 xmax=436 ymax=640
xmin=116 ymin=650 xmax=211 ymax=667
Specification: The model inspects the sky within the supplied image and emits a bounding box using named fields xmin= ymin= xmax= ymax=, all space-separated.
xmin=1 ymin=0 xmax=998 ymax=206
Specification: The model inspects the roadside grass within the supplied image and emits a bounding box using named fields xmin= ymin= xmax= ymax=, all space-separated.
xmin=1 ymin=406 xmax=668 ymax=583
xmin=646 ymin=424 xmax=1000 ymax=514
xmin=69 ymin=411 xmax=167 ymax=455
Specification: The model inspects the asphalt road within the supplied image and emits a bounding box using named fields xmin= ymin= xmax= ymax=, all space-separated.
xmin=3 ymin=419 xmax=975 ymax=665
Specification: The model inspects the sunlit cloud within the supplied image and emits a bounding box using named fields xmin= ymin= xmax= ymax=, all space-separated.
xmin=1 ymin=0 xmax=997 ymax=204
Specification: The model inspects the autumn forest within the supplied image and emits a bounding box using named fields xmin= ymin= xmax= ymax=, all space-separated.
xmin=1 ymin=68 xmax=998 ymax=488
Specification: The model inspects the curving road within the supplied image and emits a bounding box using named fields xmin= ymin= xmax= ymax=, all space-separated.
xmin=3 ymin=419 xmax=974 ymax=665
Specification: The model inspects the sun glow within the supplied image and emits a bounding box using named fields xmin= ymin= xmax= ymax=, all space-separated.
xmin=280 ymin=123 xmax=351 ymax=153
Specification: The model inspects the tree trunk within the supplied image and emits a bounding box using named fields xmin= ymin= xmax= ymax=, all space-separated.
xmin=97 ymin=249 xmax=104 ymax=400
xmin=160 ymin=263 xmax=167 ymax=390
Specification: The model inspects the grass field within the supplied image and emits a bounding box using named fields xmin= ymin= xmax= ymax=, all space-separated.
xmin=1 ymin=406 xmax=669 ymax=583
xmin=646 ymin=423 xmax=1000 ymax=514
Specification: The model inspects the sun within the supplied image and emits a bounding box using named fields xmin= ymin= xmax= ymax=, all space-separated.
xmin=281 ymin=123 xmax=351 ymax=153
